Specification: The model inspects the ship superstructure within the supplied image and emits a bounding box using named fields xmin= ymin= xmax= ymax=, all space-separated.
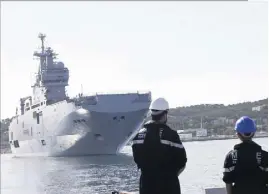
xmin=8 ymin=33 xmax=151 ymax=156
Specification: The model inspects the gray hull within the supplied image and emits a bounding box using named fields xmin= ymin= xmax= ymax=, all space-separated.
xmin=52 ymin=109 xmax=148 ymax=156
xmin=9 ymin=94 xmax=150 ymax=157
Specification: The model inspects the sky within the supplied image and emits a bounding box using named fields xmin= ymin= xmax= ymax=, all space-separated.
xmin=1 ymin=1 xmax=268 ymax=119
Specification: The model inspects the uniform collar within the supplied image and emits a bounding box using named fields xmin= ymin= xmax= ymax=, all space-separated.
xmin=144 ymin=120 xmax=168 ymax=128
xmin=234 ymin=140 xmax=261 ymax=150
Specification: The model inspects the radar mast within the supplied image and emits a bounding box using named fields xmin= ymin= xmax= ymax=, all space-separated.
xmin=38 ymin=33 xmax=46 ymax=53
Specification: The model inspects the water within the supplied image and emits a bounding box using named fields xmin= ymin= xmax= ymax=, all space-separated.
xmin=1 ymin=138 xmax=267 ymax=194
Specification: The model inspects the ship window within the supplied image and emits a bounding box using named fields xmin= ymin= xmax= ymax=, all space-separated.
xmin=113 ymin=116 xmax=117 ymax=120
xmin=31 ymin=127 xmax=33 ymax=136
xmin=14 ymin=140 xmax=20 ymax=148
xmin=31 ymin=104 xmax=40 ymax=109
xmin=23 ymin=129 xmax=29 ymax=135
xmin=22 ymin=122 xmax=24 ymax=128
xmin=33 ymin=111 xmax=37 ymax=118
xmin=121 ymin=116 xmax=125 ymax=120
xmin=94 ymin=134 xmax=103 ymax=140
xmin=41 ymin=102 xmax=43 ymax=105
xmin=37 ymin=113 xmax=40 ymax=124
xmin=41 ymin=140 xmax=46 ymax=146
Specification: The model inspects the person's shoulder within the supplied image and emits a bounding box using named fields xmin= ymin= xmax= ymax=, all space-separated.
xmin=138 ymin=127 xmax=147 ymax=133
xmin=133 ymin=127 xmax=147 ymax=140
xmin=226 ymin=149 xmax=235 ymax=157
xmin=261 ymin=149 xmax=268 ymax=160
xmin=164 ymin=125 xmax=179 ymax=138
xmin=261 ymin=149 xmax=268 ymax=154
xmin=161 ymin=125 xmax=182 ymax=144
xmin=223 ymin=149 xmax=236 ymax=167
xmin=252 ymin=142 xmax=267 ymax=158
xmin=160 ymin=124 xmax=176 ymax=133
xmin=144 ymin=120 xmax=155 ymax=126
xmin=224 ymin=149 xmax=237 ymax=161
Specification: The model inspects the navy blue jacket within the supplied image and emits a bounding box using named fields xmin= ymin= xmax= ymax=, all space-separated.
xmin=132 ymin=121 xmax=187 ymax=194
xmin=223 ymin=141 xmax=268 ymax=194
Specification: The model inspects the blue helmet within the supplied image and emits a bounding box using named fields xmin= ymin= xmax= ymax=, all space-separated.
xmin=235 ymin=116 xmax=257 ymax=134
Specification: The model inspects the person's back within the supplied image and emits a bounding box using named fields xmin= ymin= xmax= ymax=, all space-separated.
xmin=222 ymin=116 xmax=268 ymax=194
xmin=132 ymin=98 xmax=187 ymax=194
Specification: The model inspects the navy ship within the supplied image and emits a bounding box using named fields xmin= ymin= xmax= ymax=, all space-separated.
xmin=8 ymin=33 xmax=151 ymax=156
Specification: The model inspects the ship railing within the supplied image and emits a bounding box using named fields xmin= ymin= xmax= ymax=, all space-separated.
xmin=33 ymin=51 xmax=47 ymax=57
xmin=68 ymin=95 xmax=98 ymax=106
xmin=41 ymin=68 xmax=69 ymax=73
xmin=41 ymin=67 xmax=69 ymax=71
xmin=68 ymin=91 xmax=151 ymax=100
xmin=68 ymin=91 xmax=152 ymax=105
xmin=78 ymin=90 xmax=151 ymax=97
xmin=68 ymin=91 xmax=151 ymax=101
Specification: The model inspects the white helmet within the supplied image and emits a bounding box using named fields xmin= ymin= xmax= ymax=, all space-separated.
xmin=149 ymin=97 xmax=169 ymax=115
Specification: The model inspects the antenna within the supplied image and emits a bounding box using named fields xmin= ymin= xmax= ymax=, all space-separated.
xmin=81 ymin=84 xmax=83 ymax=96
xmin=38 ymin=33 xmax=46 ymax=53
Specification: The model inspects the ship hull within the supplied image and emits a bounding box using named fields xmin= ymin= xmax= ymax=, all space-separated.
xmin=9 ymin=95 xmax=150 ymax=157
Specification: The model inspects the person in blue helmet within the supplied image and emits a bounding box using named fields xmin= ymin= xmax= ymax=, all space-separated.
xmin=222 ymin=116 xmax=268 ymax=194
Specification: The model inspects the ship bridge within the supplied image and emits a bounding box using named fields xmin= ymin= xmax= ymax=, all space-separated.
xmin=32 ymin=33 xmax=70 ymax=104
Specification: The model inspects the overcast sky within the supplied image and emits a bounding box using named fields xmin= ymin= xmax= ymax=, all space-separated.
xmin=1 ymin=1 xmax=268 ymax=119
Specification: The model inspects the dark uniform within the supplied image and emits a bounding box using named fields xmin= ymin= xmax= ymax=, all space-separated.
xmin=223 ymin=141 xmax=268 ymax=194
xmin=132 ymin=121 xmax=187 ymax=194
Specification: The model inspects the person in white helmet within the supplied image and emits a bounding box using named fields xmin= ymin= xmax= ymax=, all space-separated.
xmin=132 ymin=97 xmax=187 ymax=194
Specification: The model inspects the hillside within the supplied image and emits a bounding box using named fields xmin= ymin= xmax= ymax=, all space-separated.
xmin=167 ymin=98 xmax=268 ymax=132
xmin=170 ymin=99 xmax=267 ymax=118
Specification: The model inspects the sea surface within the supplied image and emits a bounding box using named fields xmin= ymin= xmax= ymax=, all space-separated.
xmin=1 ymin=138 xmax=268 ymax=194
